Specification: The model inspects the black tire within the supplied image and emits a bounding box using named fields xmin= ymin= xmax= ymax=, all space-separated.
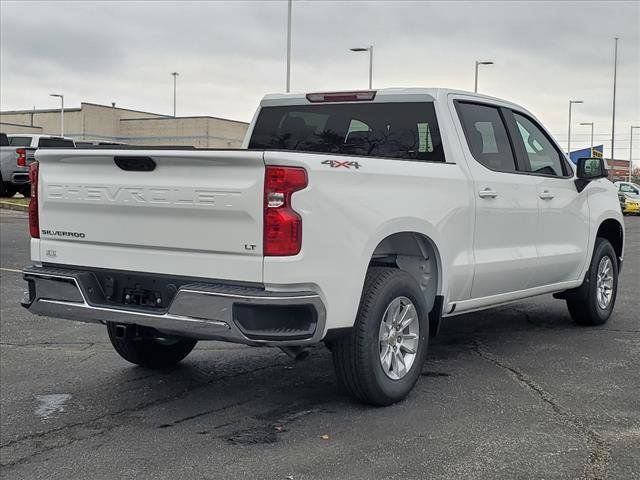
xmin=331 ymin=267 xmax=430 ymax=406
xmin=106 ymin=323 xmax=197 ymax=368
xmin=0 ymin=182 xmax=17 ymax=198
xmin=567 ymin=238 xmax=618 ymax=326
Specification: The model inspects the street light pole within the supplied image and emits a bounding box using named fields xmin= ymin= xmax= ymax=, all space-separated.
xmin=630 ymin=126 xmax=640 ymax=182
xmin=350 ymin=45 xmax=374 ymax=89
xmin=49 ymin=94 xmax=64 ymax=136
xmin=567 ymin=100 xmax=584 ymax=158
xmin=579 ymin=122 xmax=594 ymax=152
xmin=171 ymin=72 xmax=179 ymax=118
xmin=286 ymin=0 xmax=292 ymax=92
xmin=611 ymin=37 xmax=619 ymax=161
xmin=474 ymin=61 xmax=494 ymax=93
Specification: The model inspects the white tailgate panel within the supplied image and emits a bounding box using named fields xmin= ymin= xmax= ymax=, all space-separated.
xmin=36 ymin=149 xmax=265 ymax=282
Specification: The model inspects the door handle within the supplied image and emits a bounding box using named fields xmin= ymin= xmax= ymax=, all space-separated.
xmin=478 ymin=188 xmax=498 ymax=199
xmin=539 ymin=190 xmax=555 ymax=200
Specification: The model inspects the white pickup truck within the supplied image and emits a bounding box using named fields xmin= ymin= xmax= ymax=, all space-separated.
xmin=22 ymin=89 xmax=624 ymax=405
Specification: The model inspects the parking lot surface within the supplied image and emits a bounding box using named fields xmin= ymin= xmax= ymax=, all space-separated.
xmin=1 ymin=209 xmax=638 ymax=480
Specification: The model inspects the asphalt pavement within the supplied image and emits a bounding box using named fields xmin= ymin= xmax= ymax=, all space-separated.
xmin=1 ymin=209 xmax=638 ymax=480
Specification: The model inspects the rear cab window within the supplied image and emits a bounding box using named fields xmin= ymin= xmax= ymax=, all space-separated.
xmin=0 ymin=133 xmax=9 ymax=147
xmin=8 ymin=136 xmax=32 ymax=147
xmin=38 ymin=137 xmax=75 ymax=148
xmin=249 ymin=102 xmax=445 ymax=162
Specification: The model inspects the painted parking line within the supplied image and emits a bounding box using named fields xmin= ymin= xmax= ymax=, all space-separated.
xmin=0 ymin=267 xmax=22 ymax=273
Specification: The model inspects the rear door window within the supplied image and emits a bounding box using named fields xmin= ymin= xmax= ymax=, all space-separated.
xmin=0 ymin=134 xmax=8 ymax=146
xmin=8 ymin=136 xmax=32 ymax=147
xmin=249 ymin=102 xmax=445 ymax=162
xmin=455 ymin=102 xmax=517 ymax=173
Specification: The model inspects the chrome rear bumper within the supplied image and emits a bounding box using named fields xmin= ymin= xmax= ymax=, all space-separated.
xmin=22 ymin=266 xmax=326 ymax=346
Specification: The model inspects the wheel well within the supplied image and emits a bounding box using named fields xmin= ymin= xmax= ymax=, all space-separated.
xmin=597 ymin=219 xmax=623 ymax=265
xmin=369 ymin=232 xmax=440 ymax=315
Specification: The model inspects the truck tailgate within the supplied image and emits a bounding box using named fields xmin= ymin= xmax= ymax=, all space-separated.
xmin=35 ymin=149 xmax=265 ymax=283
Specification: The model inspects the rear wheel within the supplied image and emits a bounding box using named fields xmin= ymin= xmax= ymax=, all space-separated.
xmin=332 ymin=267 xmax=429 ymax=406
xmin=566 ymin=238 xmax=618 ymax=326
xmin=106 ymin=323 xmax=197 ymax=368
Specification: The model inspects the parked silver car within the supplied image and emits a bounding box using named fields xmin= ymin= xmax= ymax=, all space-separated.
xmin=0 ymin=133 xmax=75 ymax=197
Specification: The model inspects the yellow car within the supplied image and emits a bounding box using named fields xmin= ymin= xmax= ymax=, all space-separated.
xmin=620 ymin=193 xmax=640 ymax=215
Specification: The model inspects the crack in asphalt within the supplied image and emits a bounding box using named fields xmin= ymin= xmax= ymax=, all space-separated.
xmin=0 ymin=359 xmax=292 ymax=470
xmin=0 ymin=342 xmax=102 ymax=347
xmin=599 ymin=328 xmax=640 ymax=334
xmin=437 ymin=326 xmax=640 ymax=339
xmin=77 ymin=351 xmax=99 ymax=364
xmin=156 ymin=398 xmax=254 ymax=429
xmin=472 ymin=340 xmax=610 ymax=480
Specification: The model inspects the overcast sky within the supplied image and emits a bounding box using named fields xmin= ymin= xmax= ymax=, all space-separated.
xmin=1 ymin=1 xmax=638 ymax=159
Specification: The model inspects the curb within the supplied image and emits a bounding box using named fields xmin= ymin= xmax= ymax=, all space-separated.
xmin=0 ymin=201 xmax=28 ymax=212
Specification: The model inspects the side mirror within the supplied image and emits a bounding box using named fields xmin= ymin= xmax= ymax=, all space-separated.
xmin=575 ymin=157 xmax=608 ymax=193
xmin=576 ymin=157 xmax=608 ymax=180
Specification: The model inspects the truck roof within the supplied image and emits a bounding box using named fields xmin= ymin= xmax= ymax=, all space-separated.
xmin=261 ymin=88 xmax=523 ymax=110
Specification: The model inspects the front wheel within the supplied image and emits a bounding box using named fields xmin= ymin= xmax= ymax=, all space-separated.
xmin=332 ymin=267 xmax=429 ymax=406
xmin=107 ymin=323 xmax=197 ymax=368
xmin=567 ymin=237 xmax=618 ymax=326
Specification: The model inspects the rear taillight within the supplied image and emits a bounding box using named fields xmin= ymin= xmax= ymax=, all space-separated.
xmin=28 ymin=162 xmax=39 ymax=238
xmin=16 ymin=148 xmax=26 ymax=167
xmin=263 ymin=166 xmax=307 ymax=256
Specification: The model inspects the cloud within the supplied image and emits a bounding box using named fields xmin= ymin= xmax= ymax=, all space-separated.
xmin=1 ymin=0 xmax=638 ymax=158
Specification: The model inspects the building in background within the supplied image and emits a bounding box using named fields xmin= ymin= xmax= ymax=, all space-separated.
xmin=605 ymin=159 xmax=632 ymax=180
xmin=569 ymin=145 xmax=630 ymax=181
xmin=0 ymin=103 xmax=249 ymax=148
xmin=569 ymin=145 xmax=604 ymax=163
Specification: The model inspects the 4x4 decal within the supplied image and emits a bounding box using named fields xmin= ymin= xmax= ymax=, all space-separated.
xmin=322 ymin=159 xmax=361 ymax=169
